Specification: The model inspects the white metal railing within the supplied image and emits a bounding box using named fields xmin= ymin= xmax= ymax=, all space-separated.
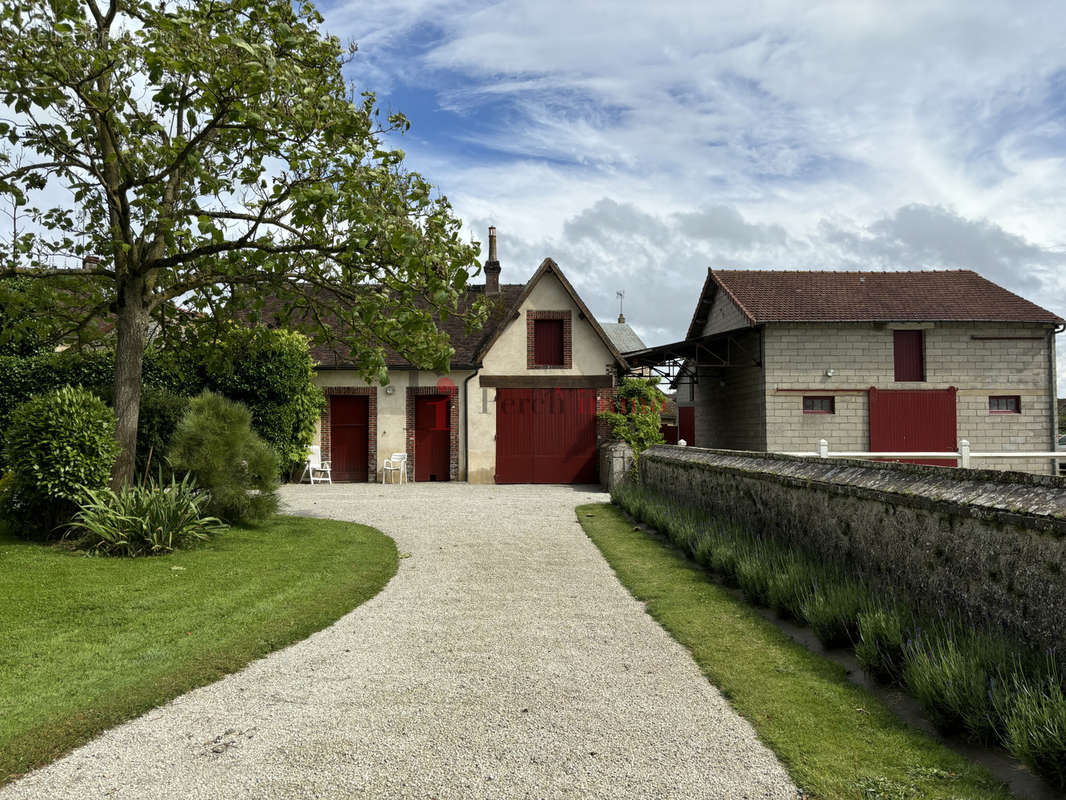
xmin=782 ymin=439 xmax=1063 ymax=469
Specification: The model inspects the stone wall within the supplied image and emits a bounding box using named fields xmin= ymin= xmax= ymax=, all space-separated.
xmin=599 ymin=441 xmax=634 ymax=491
xmin=638 ymin=445 xmax=1066 ymax=651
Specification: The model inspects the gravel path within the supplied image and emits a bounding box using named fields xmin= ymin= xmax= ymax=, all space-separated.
xmin=3 ymin=483 xmax=796 ymax=799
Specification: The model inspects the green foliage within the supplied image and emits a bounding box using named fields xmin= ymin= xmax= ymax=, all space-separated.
xmin=856 ymin=603 xmax=913 ymax=684
xmin=0 ymin=0 xmax=485 ymax=483
xmin=1005 ymin=672 xmax=1066 ymax=788
xmin=2 ymin=386 xmax=118 ymax=537
xmin=134 ymin=386 xmax=190 ymax=479
xmin=180 ymin=324 xmax=324 ymax=471
xmin=168 ymin=392 xmax=279 ymax=524
xmin=902 ymin=626 xmax=1015 ymax=743
xmin=598 ymin=377 xmax=666 ymax=457
xmin=610 ymin=480 xmax=1066 ymax=783
xmin=579 ymin=502 xmax=1011 ymax=800
xmin=801 ymin=580 xmax=865 ymax=649
xmin=65 ymin=474 xmax=227 ymax=557
xmin=0 ymin=515 xmax=397 ymax=784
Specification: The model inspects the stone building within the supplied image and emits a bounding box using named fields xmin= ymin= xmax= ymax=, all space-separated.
xmin=626 ymin=269 xmax=1064 ymax=474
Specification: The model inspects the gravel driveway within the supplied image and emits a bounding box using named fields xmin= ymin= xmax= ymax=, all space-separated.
xmin=4 ymin=483 xmax=795 ymax=799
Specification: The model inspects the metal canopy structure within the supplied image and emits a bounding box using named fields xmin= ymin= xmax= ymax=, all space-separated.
xmin=621 ymin=326 xmax=763 ymax=385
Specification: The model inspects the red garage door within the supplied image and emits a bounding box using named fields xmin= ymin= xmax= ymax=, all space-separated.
xmin=496 ymin=388 xmax=598 ymax=484
xmin=869 ymin=387 xmax=957 ymax=467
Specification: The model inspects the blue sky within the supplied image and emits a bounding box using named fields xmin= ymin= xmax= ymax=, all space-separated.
xmin=317 ymin=0 xmax=1066 ymax=388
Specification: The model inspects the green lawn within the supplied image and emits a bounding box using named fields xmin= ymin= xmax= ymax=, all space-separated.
xmin=577 ymin=502 xmax=1013 ymax=800
xmin=0 ymin=515 xmax=397 ymax=785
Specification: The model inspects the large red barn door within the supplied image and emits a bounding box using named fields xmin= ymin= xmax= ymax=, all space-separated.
xmin=330 ymin=395 xmax=369 ymax=481
xmin=415 ymin=395 xmax=451 ymax=482
xmin=869 ymin=387 xmax=957 ymax=467
xmin=496 ymin=388 xmax=598 ymax=483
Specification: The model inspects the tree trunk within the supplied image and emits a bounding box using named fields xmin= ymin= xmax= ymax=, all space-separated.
xmin=111 ymin=276 xmax=148 ymax=489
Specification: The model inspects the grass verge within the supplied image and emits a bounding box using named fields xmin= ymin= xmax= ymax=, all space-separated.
xmin=577 ymin=502 xmax=1011 ymax=800
xmin=0 ymin=515 xmax=397 ymax=785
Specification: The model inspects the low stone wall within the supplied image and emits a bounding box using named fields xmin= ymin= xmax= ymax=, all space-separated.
xmin=638 ymin=445 xmax=1066 ymax=651
xmin=599 ymin=442 xmax=634 ymax=491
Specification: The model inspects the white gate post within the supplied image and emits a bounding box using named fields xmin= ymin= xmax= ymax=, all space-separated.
xmin=959 ymin=439 xmax=971 ymax=469
xmin=818 ymin=439 xmax=829 ymax=458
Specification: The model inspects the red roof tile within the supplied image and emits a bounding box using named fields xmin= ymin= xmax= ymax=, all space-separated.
xmin=708 ymin=269 xmax=1063 ymax=325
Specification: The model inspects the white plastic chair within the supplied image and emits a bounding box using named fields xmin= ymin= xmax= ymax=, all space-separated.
xmin=381 ymin=452 xmax=408 ymax=484
xmin=301 ymin=446 xmax=332 ymax=485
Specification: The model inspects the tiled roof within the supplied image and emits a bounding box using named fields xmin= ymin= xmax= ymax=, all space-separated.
xmin=709 ymin=269 xmax=1063 ymax=324
xmin=270 ymin=284 xmax=525 ymax=370
xmin=600 ymin=321 xmax=646 ymax=353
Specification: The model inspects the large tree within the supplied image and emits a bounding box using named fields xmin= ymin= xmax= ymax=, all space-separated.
xmin=0 ymin=0 xmax=482 ymax=486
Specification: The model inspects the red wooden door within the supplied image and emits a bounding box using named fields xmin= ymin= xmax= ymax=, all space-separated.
xmin=330 ymin=395 xmax=369 ymax=481
xmin=496 ymin=388 xmax=597 ymax=483
xmin=415 ymin=395 xmax=451 ymax=482
xmin=679 ymin=406 xmax=695 ymax=446
xmin=869 ymin=388 xmax=957 ymax=466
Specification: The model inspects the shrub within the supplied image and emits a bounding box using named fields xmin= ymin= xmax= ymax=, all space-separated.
xmin=902 ymin=625 xmax=1013 ymax=743
xmin=1005 ymin=671 xmax=1066 ymax=788
xmin=855 ymin=602 xmax=913 ymax=684
xmin=766 ymin=558 xmax=819 ymax=621
xmin=0 ymin=347 xmax=189 ymax=471
xmin=736 ymin=546 xmax=779 ymax=607
xmin=3 ymin=386 xmax=119 ymax=537
xmin=135 ymin=386 xmax=189 ymax=479
xmin=801 ymin=579 xmax=865 ymax=649
xmin=181 ymin=324 xmax=325 ymax=472
xmin=710 ymin=539 xmax=742 ymax=587
xmin=597 ymin=377 xmax=666 ymax=460
xmin=65 ymin=475 xmax=227 ymax=557
xmin=168 ymin=392 xmax=279 ymax=524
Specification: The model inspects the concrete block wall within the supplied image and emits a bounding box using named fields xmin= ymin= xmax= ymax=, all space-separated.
xmin=762 ymin=322 xmax=1058 ymax=474
xmin=692 ymin=328 xmax=766 ymax=451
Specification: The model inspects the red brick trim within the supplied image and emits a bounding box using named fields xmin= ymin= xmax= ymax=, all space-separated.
xmin=320 ymin=386 xmax=377 ymax=482
xmin=527 ymin=310 xmax=572 ymax=369
xmin=596 ymin=386 xmax=616 ymax=444
xmin=405 ymin=386 xmax=460 ymax=482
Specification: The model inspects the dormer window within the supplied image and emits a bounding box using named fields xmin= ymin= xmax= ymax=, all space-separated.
xmin=527 ymin=310 xmax=572 ymax=369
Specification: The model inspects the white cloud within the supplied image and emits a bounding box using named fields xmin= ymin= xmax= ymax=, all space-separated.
xmin=320 ymin=0 xmax=1066 ymax=392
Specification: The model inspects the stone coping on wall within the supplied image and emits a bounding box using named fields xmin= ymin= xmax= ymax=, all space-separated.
xmin=642 ymin=445 xmax=1066 ymax=535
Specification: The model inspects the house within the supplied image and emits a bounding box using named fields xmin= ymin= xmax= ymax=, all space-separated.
xmin=305 ymin=228 xmax=628 ymax=483
xmin=624 ymin=269 xmax=1064 ymax=474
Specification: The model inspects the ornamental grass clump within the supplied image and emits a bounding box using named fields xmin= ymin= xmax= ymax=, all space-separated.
xmin=65 ymin=475 xmax=227 ymax=557
xmin=902 ymin=625 xmax=1014 ymax=743
xmin=855 ymin=602 xmax=913 ymax=684
xmin=766 ymin=558 xmax=820 ymax=621
xmin=1004 ymin=668 xmax=1066 ymax=789
xmin=801 ymin=578 xmax=866 ymax=649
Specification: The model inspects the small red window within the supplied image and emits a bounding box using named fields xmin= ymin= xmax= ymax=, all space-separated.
xmin=802 ymin=396 xmax=835 ymax=414
xmin=893 ymin=330 xmax=925 ymax=381
xmin=989 ymin=395 xmax=1020 ymax=414
xmin=533 ymin=319 xmax=564 ymax=366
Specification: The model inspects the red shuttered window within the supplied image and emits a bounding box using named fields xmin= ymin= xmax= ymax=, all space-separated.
xmin=893 ymin=330 xmax=925 ymax=382
xmin=533 ymin=319 xmax=565 ymax=366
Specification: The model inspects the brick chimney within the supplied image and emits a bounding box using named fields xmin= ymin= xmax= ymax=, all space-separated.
xmin=484 ymin=225 xmax=501 ymax=295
